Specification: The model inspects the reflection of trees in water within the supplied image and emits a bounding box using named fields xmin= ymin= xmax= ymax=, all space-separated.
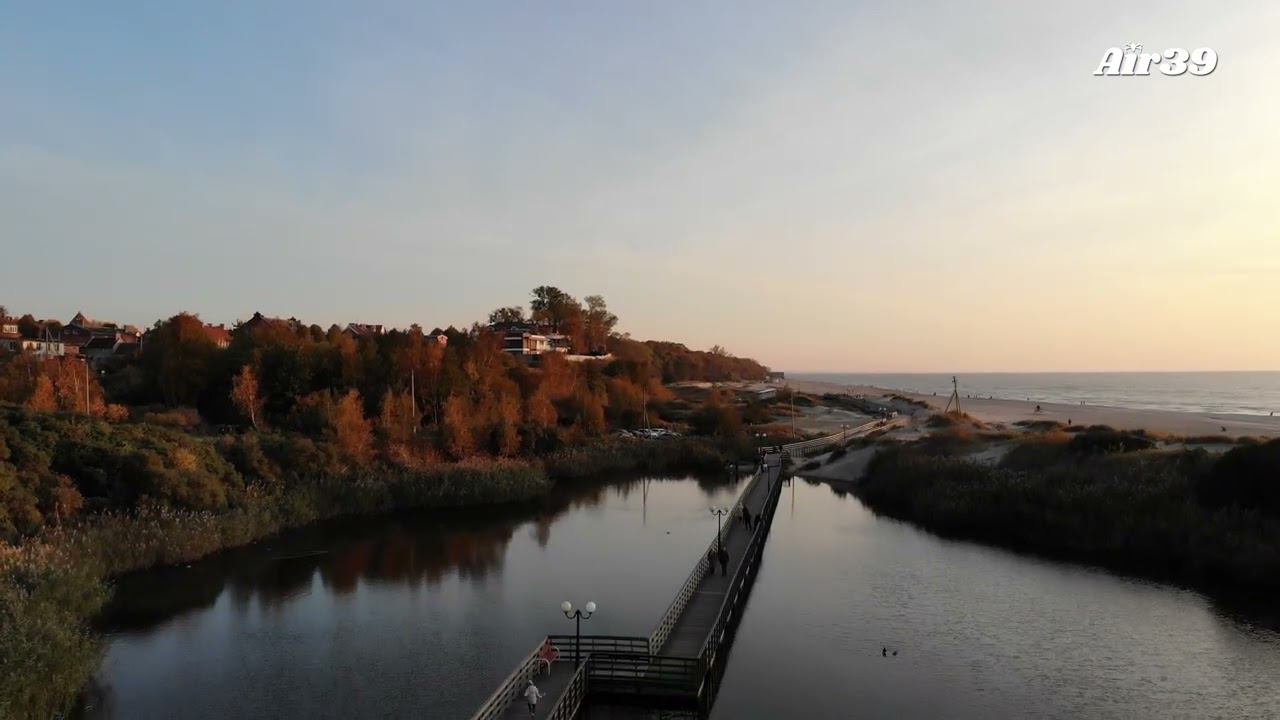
xmin=101 ymin=473 xmax=739 ymax=632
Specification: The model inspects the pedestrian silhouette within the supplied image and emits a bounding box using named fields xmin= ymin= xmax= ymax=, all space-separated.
xmin=882 ymin=647 xmax=887 ymax=657
xmin=717 ymin=547 xmax=729 ymax=576
xmin=742 ymin=507 xmax=753 ymax=529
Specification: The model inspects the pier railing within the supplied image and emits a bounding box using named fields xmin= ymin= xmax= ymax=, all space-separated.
xmin=780 ymin=420 xmax=881 ymax=459
xmin=544 ymin=661 xmax=589 ymax=720
xmin=469 ymin=639 xmax=547 ymax=720
xmin=473 ymin=459 xmax=782 ymax=718
xmin=697 ymin=459 xmax=782 ymax=688
xmin=648 ymin=466 xmax=761 ymax=654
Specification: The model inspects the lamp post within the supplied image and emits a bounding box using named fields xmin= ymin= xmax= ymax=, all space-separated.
xmin=561 ymin=600 xmax=596 ymax=669
xmin=841 ymin=423 xmax=848 ymax=445
xmin=710 ymin=507 xmax=729 ymax=554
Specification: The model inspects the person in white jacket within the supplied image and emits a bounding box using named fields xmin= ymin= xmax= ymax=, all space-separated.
xmin=524 ymin=681 xmax=545 ymax=717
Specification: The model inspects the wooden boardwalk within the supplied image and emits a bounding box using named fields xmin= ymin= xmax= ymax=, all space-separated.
xmin=500 ymin=662 xmax=576 ymax=720
xmin=473 ymin=454 xmax=795 ymax=720
xmin=658 ymin=469 xmax=774 ymax=658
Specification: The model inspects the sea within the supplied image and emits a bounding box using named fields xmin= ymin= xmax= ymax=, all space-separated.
xmin=791 ymin=372 xmax=1280 ymax=416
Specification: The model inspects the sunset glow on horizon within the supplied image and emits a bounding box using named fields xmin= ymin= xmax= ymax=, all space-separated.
xmin=3 ymin=2 xmax=1279 ymax=372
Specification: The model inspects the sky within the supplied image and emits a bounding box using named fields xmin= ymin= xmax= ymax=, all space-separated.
xmin=3 ymin=1 xmax=1279 ymax=372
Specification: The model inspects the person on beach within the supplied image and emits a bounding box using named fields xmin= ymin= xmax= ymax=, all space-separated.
xmin=717 ymin=547 xmax=729 ymax=576
xmin=524 ymin=681 xmax=545 ymax=716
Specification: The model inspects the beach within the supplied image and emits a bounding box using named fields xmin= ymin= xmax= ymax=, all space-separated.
xmin=789 ymin=379 xmax=1280 ymax=439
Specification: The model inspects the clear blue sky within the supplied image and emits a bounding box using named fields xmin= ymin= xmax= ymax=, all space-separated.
xmin=3 ymin=2 xmax=1278 ymax=371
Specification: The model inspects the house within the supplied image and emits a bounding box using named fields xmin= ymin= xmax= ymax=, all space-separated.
xmin=81 ymin=334 xmax=139 ymax=365
xmin=19 ymin=337 xmax=65 ymax=357
xmin=426 ymin=328 xmax=449 ymax=347
xmin=242 ymin=312 xmax=303 ymax=332
xmin=504 ymin=332 xmax=554 ymax=356
xmin=766 ymin=371 xmax=786 ymax=383
xmin=0 ymin=317 xmax=21 ymax=353
xmin=63 ymin=312 xmax=141 ymax=354
xmin=203 ymin=324 xmax=232 ymax=349
xmin=344 ymin=323 xmax=384 ymax=339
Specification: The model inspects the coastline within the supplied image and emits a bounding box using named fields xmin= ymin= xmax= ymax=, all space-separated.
xmin=788 ymin=379 xmax=1280 ymax=438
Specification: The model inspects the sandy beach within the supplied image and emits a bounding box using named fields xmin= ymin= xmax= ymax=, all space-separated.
xmin=788 ymin=379 xmax=1280 ymax=439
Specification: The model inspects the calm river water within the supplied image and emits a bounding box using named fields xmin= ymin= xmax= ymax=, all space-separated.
xmin=84 ymin=475 xmax=1280 ymax=719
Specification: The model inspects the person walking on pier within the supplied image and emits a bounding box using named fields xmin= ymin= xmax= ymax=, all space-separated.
xmin=742 ymin=506 xmax=753 ymax=530
xmin=524 ymin=680 xmax=545 ymax=717
xmin=717 ymin=547 xmax=729 ymax=576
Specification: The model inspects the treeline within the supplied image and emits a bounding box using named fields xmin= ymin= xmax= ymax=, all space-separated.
xmin=0 ymin=287 xmax=771 ymax=540
xmin=0 ymin=287 xmax=767 ymax=456
xmin=858 ymin=436 xmax=1280 ymax=592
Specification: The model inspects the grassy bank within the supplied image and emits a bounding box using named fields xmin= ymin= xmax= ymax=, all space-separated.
xmin=0 ymin=460 xmax=549 ymax=720
xmin=1 ymin=416 xmax=738 ymax=718
xmin=859 ymin=439 xmax=1280 ymax=593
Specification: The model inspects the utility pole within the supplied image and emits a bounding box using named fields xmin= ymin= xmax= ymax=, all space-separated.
xmin=84 ymin=360 xmax=90 ymax=416
xmin=410 ymin=369 xmax=417 ymax=435
xmin=944 ymin=375 xmax=961 ymax=414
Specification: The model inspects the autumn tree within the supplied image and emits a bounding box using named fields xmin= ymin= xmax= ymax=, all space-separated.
xmin=230 ymin=364 xmax=263 ymax=428
xmin=379 ymin=387 xmax=419 ymax=446
xmin=142 ymin=313 xmax=220 ymax=406
xmin=529 ymin=286 xmax=582 ymax=333
xmin=331 ymin=390 xmax=373 ymax=464
xmin=441 ymin=395 xmax=475 ymax=458
xmin=26 ymin=375 xmax=57 ymax=413
xmin=487 ymin=306 xmax=526 ymax=325
xmin=583 ymin=295 xmax=617 ymax=352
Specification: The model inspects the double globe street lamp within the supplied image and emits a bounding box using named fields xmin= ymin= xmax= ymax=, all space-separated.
xmin=709 ymin=506 xmax=729 ymax=554
xmin=561 ymin=600 xmax=597 ymax=668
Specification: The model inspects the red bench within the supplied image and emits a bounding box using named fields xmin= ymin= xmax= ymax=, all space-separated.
xmin=537 ymin=639 xmax=560 ymax=675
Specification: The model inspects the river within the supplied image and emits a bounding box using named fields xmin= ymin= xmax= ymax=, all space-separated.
xmin=83 ymin=474 xmax=1280 ymax=719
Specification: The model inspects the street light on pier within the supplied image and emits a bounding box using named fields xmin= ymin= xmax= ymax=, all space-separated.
xmin=709 ymin=507 xmax=729 ymax=554
xmin=561 ymin=600 xmax=596 ymax=669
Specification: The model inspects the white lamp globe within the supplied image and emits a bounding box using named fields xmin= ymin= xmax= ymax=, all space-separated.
xmin=561 ymin=601 xmax=573 ymax=614
xmin=585 ymin=601 xmax=597 ymax=614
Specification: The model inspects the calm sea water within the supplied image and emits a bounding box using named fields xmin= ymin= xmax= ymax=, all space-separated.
xmin=83 ymin=475 xmax=1280 ymax=719
xmin=793 ymin=372 xmax=1280 ymax=416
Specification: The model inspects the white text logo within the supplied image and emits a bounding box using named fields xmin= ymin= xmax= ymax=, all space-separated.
xmin=1094 ymin=44 xmax=1217 ymax=76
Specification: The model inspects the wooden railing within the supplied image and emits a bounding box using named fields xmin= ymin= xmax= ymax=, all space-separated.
xmin=474 ymin=460 xmax=781 ymax=718
xmin=648 ymin=466 xmax=761 ymax=653
xmin=545 ymin=661 xmax=589 ymax=720
xmin=697 ymin=459 xmax=783 ymax=688
xmin=588 ymin=651 xmax=703 ymax=694
xmin=781 ymin=420 xmax=881 ymax=459
xmin=469 ymin=639 xmax=547 ymax=720
xmin=547 ymin=634 xmax=648 ymax=665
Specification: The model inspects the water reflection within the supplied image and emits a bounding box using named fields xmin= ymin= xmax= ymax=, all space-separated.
xmin=89 ymin=473 xmax=1280 ymax=720
xmin=101 ymin=475 xmax=728 ymax=633
xmin=87 ymin=472 xmax=746 ymax=720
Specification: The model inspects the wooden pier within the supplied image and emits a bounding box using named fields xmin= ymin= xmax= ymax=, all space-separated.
xmin=471 ymin=456 xmax=784 ymax=719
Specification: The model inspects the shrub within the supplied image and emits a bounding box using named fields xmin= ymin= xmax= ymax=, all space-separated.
xmin=1067 ymin=429 xmax=1154 ymax=455
xmin=861 ymin=446 xmax=1278 ymax=591
xmin=1197 ymin=438 xmax=1280 ymax=515
xmin=139 ymin=407 xmax=203 ymax=430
